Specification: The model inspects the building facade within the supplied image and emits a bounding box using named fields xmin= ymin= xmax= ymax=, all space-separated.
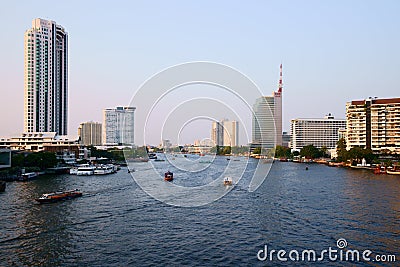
xmin=252 ymin=64 xmax=283 ymax=149
xmin=103 ymin=107 xmax=135 ymax=146
xmin=290 ymin=114 xmax=346 ymax=151
xmin=346 ymin=97 xmax=400 ymax=153
xmin=211 ymin=119 xmax=238 ymax=147
xmin=24 ymin=18 xmax=68 ymax=135
xmin=78 ymin=121 xmax=102 ymax=146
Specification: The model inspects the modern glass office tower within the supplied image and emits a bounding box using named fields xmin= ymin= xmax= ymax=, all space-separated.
xmin=103 ymin=107 xmax=136 ymax=146
xmin=252 ymin=64 xmax=283 ymax=149
xmin=24 ymin=18 xmax=68 ymax=135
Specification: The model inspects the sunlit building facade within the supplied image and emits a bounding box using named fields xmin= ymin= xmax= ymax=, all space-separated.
xmin=24 ymin=18 xmax=68 ymax=135
xmin=346 ymin=97 xmax=400 ymax=153
xmin=103 ymin=107 xmax=135 ymax=146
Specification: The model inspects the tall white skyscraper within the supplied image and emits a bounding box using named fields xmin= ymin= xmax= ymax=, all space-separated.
xmin=222 ymin=120 xmax=239 ymax=147
xmin=252 ymin=64 xmax=283 ymax=149
xmin=24 ymin=18 xmax=68 ymax=135
xmin=211 ymin=119 xmax=239 ymax=147
xmin=103 ymin=107 xmax=135 ymax=146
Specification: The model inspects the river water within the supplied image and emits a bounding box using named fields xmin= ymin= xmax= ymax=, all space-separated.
xmin=0 ymin=156 xmax=399 ymax=266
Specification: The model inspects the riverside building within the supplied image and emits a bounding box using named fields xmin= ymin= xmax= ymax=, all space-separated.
xmin=290 ymin=114 xmax=346 ymax=151
xmin=346 ymin=97 xmax=400 ymax=153
xmin=103 ymin=107 xmax=136 ymax=146
xmin=24 ymin=18 xmax=68 ymax=135
xmin=211 ymin=119 xmax=239 ymax=147
xmin=78 ymin=122 xmax=102 ymax=146
xmin=252 ymin=64 xmax=283 ymax=149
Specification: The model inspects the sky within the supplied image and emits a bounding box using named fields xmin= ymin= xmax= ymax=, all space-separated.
xmin=0 ymin=1 xmax=399 ymax=145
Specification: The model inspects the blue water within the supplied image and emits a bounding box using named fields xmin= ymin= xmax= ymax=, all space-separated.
xmin=0 ymin=158 xmax=399 ymax=266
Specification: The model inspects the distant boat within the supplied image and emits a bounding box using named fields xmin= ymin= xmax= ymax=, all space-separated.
xmin=148 ymin=153 xmax=157 ymax=160
xmin=223 ymin=177 xmax=233 ymax=186
xmin=77 ymin=165 xmax=95 ymax=176
xmin=164 ymin=171 xmax=173 ymax=181
xmin=19 ymin=172 xmax=39 ymax=181
xmin=35 ymin=189 xmax=82 ymax=203
xmin=154 ymin=159 xmax=165 ymax=162
xmin=386 ymin=169 xmax=400 ymax=175
xmin=94 ymin=164 xmax=115 ymax=175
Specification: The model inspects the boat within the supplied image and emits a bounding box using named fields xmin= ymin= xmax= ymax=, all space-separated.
xmin=19 ymin=172 xmax=39 ymax=181
xmin=223 ymin=177 xmax=233 ymax=186
xmin=94 ymin=164 xmax=115 ymax=175
xmin=0 ymin=181 xmax=6 ymax=192
xmin=154 ymin=159 xmax=165 ymax=162
xmin=69 ymin=167 xmax=78 ymax=175
xmin=76 ymin=165 xmax=95 ymax=176
xmin=35 ymin=189 xmax=82 ymax=203
xmin=148 ymin=153 xmax=157 ymax=160
xmin=373 ymin=165 xmax=386 ymax=175
xmin=164 ymin=171 xmax=173 ymax=181
xmin=386 ymin=169 xmax=400 ymax=175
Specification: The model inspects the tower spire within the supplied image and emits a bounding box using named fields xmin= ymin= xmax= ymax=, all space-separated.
xmin=278 ymin=63 xmax=283 ymax=93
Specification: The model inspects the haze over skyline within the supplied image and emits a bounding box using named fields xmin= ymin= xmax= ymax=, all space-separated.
xmin=1 ymin=1 xmax=399 ymax=145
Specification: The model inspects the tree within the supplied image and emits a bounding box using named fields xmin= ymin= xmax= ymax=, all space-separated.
xmin=300 ymin=145 xmax=322 ymax=159
xmin=275 ymin=145 xmax=291 ymax=158
xmin=252 ymin=147 xmax=261 ymax=155
xmin=336 ymin=138 xmax=348 ymax=162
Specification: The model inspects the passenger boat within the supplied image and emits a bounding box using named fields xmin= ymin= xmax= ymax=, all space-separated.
xmin=69 ymin=167 xmax=78 ymax=175
xmin=386 ymin=169 xmax=400 ymax=175
xmin=223 ymin=177 xmax=233 ymax=186
xmin=19 ymin=172 xmax=39 ymax=181
xmin=76 ymin=165 xmax=95 ymax=176
xmin=164 ymin=171 xmax=173 ymax=181
xmin=94 ymin=164 xmax=115 ymax=175
xmin=35 ymin=189 xmax=82 ymax=203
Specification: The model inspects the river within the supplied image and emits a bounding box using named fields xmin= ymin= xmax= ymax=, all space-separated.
xmin=0 ymin=156 xmax=399 ymax=266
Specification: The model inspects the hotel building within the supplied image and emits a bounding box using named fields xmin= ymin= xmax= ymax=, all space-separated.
xmin=252 ymin=64 xmax=283 ymax=149
xmin=78 ymin=121 xmax=102 ymax=146
xmin=346 ymin=97 xmax=400 ymax=153
xmin=103 ymin=107 xmax=136 ymax=146
xmin=290 ymin=114 xmax=346 ymax=151
xmin=24 ymin=18 xmax=68 ymax=135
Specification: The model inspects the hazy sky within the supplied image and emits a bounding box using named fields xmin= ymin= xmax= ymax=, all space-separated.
xmin=1 ymin=1 xmax=399 ymax=145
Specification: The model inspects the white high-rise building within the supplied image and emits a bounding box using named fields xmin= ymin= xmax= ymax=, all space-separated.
xmin=24 ymin=18 xmax=68 ymax=135
xmin=103 ymin=107 xmax=135 ymax=146
xmin=252 ymin=64 xmax=283 ymax=149
xmin=211 ymin=120 xmax=239 ymax=147
xmin=211 ymin=121 xmax=223 ymax=146
xmin=290 ymin=114 xmax=346 ymax=151
xmin=222 ymin=119 xmax=239 ymax=147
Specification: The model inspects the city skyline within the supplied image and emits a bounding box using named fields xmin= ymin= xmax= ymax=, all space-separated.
xmin=1 ymin=1 xmax=400 ymax=145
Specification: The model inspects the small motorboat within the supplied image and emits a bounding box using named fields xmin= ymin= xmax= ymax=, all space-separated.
xmin=36 ymin=189 xmax=82 ymax=203
xmin=386 ymin=168 xmax=400 ymax=175
xmin=223 ymin=177 xmax=233 ymax=186
xmin=164 ymin=171 xmax=173 ymax=181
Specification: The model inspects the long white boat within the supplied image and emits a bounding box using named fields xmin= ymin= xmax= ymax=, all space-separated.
xmin=76 ymin=165 xmax=95 ymax=176
xmin=94 ymin=164 xmax=115 ymax=175
xmin=386 ymin=169 xmax=400 ymax=175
